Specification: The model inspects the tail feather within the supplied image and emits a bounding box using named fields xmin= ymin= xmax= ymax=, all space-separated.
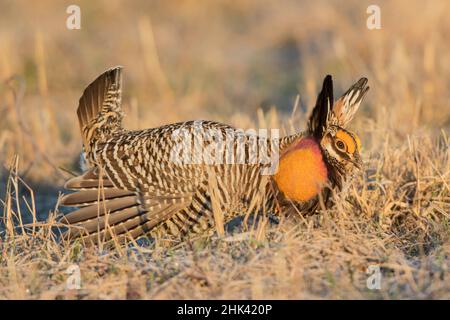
xmin=77 ymin=66 xmax=124 ymax=161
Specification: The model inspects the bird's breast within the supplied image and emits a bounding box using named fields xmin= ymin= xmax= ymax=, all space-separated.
xmin=274 ymin=138 xmax=328 ymax=202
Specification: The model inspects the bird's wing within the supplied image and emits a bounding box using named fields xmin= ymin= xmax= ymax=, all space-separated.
xmin=59 ymin=121 xmax=221 ymax=243
xmin=60 ymin=166 xmax=196 ymax=244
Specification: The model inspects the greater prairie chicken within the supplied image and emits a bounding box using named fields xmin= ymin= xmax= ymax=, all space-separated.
xmin=59 ymin=66 xmax=369 ymax=244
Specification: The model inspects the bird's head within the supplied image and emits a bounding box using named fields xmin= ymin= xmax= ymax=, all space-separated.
xmin=320 ymin=126 xmax=362 ymax=178
xmin=308 ymin=75 xmax=369 ymax=189
xmin=273 ymin=75 xmax=368 ymax=203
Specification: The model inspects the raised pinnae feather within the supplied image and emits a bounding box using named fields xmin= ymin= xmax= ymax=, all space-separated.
xmin=308 ymin=76 xmax=369 ymax=136
xmin=308 ymin=74 xmax=334 ymax=138
xmin=332 ymin=77 xmax=369 ymax=127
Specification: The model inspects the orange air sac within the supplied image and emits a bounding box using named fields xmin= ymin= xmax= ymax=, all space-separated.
xmin=274 ymin=138 xmax=328 ymax=202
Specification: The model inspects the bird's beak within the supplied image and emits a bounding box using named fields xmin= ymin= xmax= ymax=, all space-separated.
xmin=352 ymin=153 xmax=363 ymax=170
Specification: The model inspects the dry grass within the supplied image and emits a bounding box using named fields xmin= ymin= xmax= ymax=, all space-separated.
xmin=0 ymin=0 xmax=449 ymax=299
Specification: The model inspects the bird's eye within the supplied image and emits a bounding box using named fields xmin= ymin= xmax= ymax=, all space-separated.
xmin=336 ymin=140 xmax=346 ymax=151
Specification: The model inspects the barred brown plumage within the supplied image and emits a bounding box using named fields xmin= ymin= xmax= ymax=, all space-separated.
xmin=59 ymin=66 xmax=369 ymax=244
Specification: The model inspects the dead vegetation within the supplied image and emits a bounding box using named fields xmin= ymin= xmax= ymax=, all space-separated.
xmin=0 ymin=0 xmax=449 ymax=299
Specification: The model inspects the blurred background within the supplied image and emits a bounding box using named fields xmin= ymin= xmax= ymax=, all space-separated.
xmin=0 ymin=0 xmax=449 ymax=218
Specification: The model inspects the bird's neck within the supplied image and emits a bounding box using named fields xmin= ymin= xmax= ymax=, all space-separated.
xmin=274 ymin=137 xmax=328 ymax=202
